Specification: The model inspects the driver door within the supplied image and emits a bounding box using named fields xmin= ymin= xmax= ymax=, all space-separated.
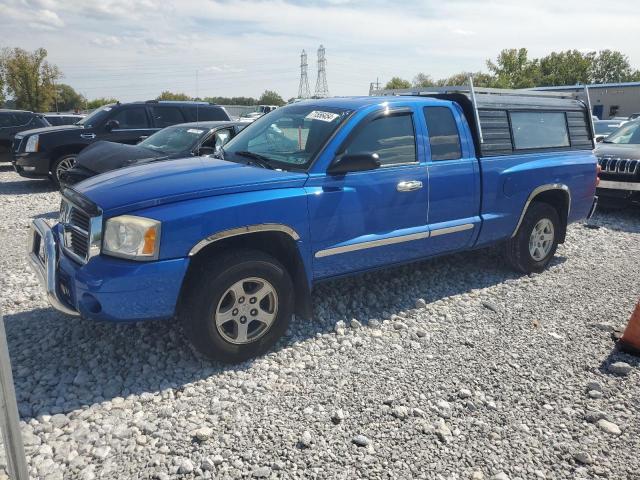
xmin=306 ymin=107 xmax=430 ymax=279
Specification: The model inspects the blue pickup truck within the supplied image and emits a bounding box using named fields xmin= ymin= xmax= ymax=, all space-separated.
xmin=29 ymin=88 xmax=598 ymax=362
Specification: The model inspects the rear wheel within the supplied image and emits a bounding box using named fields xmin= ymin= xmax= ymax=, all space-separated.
xmin=51 ymin=155 xmax=77 ymax=187
xmin=180 ymin=249 xmax=294 ymax=363
xmin=505 ymin=202 xmax=560 ymax=273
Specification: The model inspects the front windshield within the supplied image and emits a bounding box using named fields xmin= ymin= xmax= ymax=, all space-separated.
xmin=76 ymin=104 xmax=115 ymax=128
xmin=139 ymin=125 xmax=206 ymax=154
xmin=223 ymin=104 xmax=352 ymax=170
xmin=604 ymin=121 xmax=640 ymax=144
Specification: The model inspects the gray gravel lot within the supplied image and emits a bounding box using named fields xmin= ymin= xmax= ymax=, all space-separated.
xmin=0 ymin=164 xmax=639 ymax=480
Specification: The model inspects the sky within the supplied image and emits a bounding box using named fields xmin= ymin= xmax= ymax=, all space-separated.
xmin=1 ymin=0 xmax=640 ymax=102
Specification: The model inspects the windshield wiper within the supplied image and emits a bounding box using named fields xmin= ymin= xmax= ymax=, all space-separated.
xmin=234 ymin=151 xmax=274 ymax=169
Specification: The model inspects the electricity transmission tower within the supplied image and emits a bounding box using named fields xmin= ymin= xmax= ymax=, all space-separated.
xmin=298 ymin=50 xmax=310 ymax=99
xmin=314 ymin=45 xmax=329 ymax=98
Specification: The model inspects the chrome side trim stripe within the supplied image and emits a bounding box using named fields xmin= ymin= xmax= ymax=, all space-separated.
xmin=315 ymin=223 xmax=475 ymax=258
xmin=189 ymin=224 xmax=301 ymax=256
xmin=315 ymin=231 xmax=430 ymax=258
xmin=429 ymin=223 xmax=474 ymax=237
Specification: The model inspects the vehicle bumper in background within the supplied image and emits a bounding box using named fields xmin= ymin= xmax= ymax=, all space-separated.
xmin=597 ymin=180 xmax=640 ymax=192
xmin=12 ymin=152 xmax=51 ymax=177
xmin=28 ymin=220 xmax=190 ymax=322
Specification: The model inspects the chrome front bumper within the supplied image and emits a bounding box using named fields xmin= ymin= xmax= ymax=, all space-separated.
xmin=28 ymin=219 xmax=79 ymax=316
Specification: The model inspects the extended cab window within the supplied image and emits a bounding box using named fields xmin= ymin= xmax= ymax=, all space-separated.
xmin=109 ymin=107 xmax=149 ymax=129
xmin=150 ymin=106 xmax=184 ymax=128
xmin=423 ymin=106 xmax=462 ymax=161
xmin=510 ymin=112 xmax=569 ymax=150
xmin=344 ymin=113 xmax=416 ymax=166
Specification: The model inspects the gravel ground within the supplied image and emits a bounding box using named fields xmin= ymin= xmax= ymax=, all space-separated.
xmin=0 ymin=164 xmax=639 ymax=480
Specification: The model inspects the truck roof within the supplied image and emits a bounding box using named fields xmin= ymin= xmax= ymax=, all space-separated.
xmin=292 ymin=96 xmax=447 ymax=110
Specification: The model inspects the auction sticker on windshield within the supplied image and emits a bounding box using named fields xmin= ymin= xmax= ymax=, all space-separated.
xmin=305 ymin=111 xmax=340 ymax=122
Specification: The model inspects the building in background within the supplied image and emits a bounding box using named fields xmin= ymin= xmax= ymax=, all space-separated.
xmin=534 ymin=82 xmax=640 ymax=119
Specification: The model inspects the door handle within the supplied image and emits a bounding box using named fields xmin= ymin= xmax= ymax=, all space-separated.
xmin=80 ymin=133 xmax=96 ymax=139
xmin=397 ymin=180 xmax=423 ymax=192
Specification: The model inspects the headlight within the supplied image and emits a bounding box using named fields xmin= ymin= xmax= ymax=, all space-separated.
xmin=25 ymin=135 xmax=39 ymax=152
xmin=103 ymin=215 xmax=161 ymax=260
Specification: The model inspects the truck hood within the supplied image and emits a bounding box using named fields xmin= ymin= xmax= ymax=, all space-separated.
xmin=16 ymin=124 xmax=82 ymax=137
xmin=73 ymin=156 xmax=308 ymax=214
xmin=595 ymin=143 xmax=640 ymax=160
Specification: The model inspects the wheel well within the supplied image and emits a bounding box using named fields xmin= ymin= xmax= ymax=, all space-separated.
xmin=50 ymin=145 xmax=85 ymax=171
xmin=180 ymin=232 xmax=313 ymax=320
xmin=531 ymin=189 xmax=570 ymax=243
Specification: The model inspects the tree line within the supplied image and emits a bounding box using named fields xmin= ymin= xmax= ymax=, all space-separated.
xmin=383 ymin=48 xmax=640 ymax=90
xmin=156 ymin=90 xmax=286 ymax=106
xmin=0 ymin=47 xmax=287 ymax=112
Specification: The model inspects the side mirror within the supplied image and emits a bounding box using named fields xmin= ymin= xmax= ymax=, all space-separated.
xmin=596 ymin=136 xmax=604 ymax=143
xmin=197 ymin=146 xmax=217 ymax=156
xmin=327 ymin=153 xmax=381 ymax=175
xmin=105 ymin=119 xmax=120 ymax=132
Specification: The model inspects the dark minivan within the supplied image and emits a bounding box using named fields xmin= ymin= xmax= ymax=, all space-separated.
xmin=12 ymin=100 xmax=230 ymax=185
xmin=0 ymin=109 xmax=50 ymax=163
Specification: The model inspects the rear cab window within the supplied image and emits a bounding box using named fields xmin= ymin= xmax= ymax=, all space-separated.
xmin=423 ymin=106 xmax=462 ymax=161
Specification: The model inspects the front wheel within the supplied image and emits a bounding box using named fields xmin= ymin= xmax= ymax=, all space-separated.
xmin=505 ymin=202 xmax=560 ymax=273
xmin=51 ymin=155 xmax=77 ymax=188
xmin=180 ymin=250 xmax=294 ymax=363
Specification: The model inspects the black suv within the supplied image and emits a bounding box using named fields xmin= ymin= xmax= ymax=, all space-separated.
xmin=0 ymin=109 xmax=50 ymax=163
xmin=12 ymin=101 xmax=230 ymax=185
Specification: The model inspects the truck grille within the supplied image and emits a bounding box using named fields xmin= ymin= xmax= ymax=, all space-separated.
xmin=597 ymin=156 xmax=640 ymax=176
xmin=60 ymin=199 xmax=97 ymax=263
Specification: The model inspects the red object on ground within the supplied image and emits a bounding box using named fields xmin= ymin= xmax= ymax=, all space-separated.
xmin=619 ymin=300 xmax=640 ymax=356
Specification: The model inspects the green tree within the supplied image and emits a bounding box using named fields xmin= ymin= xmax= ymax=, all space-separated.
xmin=384 ymin=77 xmax=411 ymax=90
xmin=436 ymin=72 xmax=495 ymax=87
xmin=258 ymin=90 xmax=285 ymax=106
xmin=0 ymin=47 xmax=61 ymax=111
xmin=204 ymin=96 xmax=257 ymax=106
xmin=538 ymin=50 xmax=593 ymax=86
xmin=486 ymin=48 xmax=539 ymax=88
xmin=0 ymin=71 xmax=5 ymax=106
xmin=53 ymin=83 xmax=86 ymax=112
xmin=157 ymin=91 xmax=192 ymax=101
xmin=589 ymin=50 xmax=635 ymax=83
xmin=413 ymin=73 xmax=436 ymax=88
xmin=86 ymin=97 xmax=118 ymax=110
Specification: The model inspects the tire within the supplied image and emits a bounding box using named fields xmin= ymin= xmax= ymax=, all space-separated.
xmin=180 ymin=249 xmax=294 ymax=363
xmin=505 ymin=202 xmax=560 ymax=273
xmin=51 ymin=155 xmax=77 ymax=188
